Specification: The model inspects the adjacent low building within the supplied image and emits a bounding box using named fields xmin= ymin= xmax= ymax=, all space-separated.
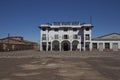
xmin=0 ymin=36 xmax=38 ymax=52
xmin=92 ymin=33 xmax=120 ymax=51
xmin=39 ymin=21 xmax=120 ymax=51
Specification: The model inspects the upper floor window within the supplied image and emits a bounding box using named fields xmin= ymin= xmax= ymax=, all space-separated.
xmin=85 ymin=27 xmax=90 ymax=31
xmin=73 ymin=34 xmax=78 ymax=39
xmin=63 ymin=28 xmax=68 ymax=31
xmin=85 ymin=34 xmax=90 ymax=40
xmin=42 ymin=34 xmax=46 ymax=40
xmin=42 ymin=28 xmax=46 ymax=31
xmin=63 ymin=35 xmax=69 ymax=39
xmin=54 ymin=34 xmax=59 ymax=39
xmin=54 ymin=28 xmax=59 ymax=31
xmin=73 ymin=28 xmax=77 ymax=31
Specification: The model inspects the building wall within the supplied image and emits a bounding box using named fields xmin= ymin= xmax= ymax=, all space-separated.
xmin=40 ymin=23 xmax=92 ymax=51
xmin=92 ymin=41 xmax=120 ymax=51
xmin=0 ymin=37 xmax=38 ymax=52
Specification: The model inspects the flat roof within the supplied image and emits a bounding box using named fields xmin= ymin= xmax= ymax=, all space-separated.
xmin=39 ymin=21 xmax=92 ymax=28
xmin=41 ymin=22 xmax=80 ymax=26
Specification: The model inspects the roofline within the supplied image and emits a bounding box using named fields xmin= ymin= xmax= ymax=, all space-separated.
xmin=94 ymin=33 xmax=120 ymax=39
xmin=92 ymin=39 xmax=120 ymax=41
xmin=0 ymin=38 xmax=38 ymax=44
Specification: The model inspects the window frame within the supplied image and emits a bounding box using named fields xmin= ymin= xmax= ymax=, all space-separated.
xmin=42 ymin=34 xmax=46 ymax=40
xmin=85 ymin=34 xmax=90 ymax=40
xmin=63 ymin=35 xmax=69 ymax=39
xmin=54 ymin=34 xmax=59 ymax=39
xmin=105 ymin=43 xmax=110 ymax=49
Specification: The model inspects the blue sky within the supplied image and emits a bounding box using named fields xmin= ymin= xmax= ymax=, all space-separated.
xmin=0 ymin=0 xmax=120 ymax=43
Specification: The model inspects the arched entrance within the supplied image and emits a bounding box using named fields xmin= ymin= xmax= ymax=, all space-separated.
xmin=72 ymin=40 xmax=79 ymax=51
xmin=52 ymin=40 xmax=59 ymax=51
xmin=61 ymin=40 xmax=70 ymax=51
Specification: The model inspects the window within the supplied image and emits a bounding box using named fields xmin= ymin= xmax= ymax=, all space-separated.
xmin=73 ymin=28 xmax=77 ymax=31
xmin=42 ymin=28 xmax=46 ymax=31
xmin=54 ymin=34 xmax=59 ymax=39
xmin=105 ymin=43 xmax=110 ymax=49
xmin=64 ymin=28 xmax=68 ymax=31
xmin=85 ymin=34 xmax=90 ymax=40
xmin=85 ymin=27 xmax=90 ymax=31
xmin=63 ymin=35 xmax=69 ymax=39
xmin=92 ymin=43 xmax=97 ymax=49
xmin=54 ymin=28 xmax=58 ymax=31
xmin=42 ymin=34 xmax=46 ymax=40
xmin=73 ymin=34 xmax=78 ymax=39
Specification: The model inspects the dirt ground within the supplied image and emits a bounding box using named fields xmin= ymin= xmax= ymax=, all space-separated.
xmin=0 ymin=51 xmax=120 ymax=80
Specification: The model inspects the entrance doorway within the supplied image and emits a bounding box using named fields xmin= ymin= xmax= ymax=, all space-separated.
xmin=63 ymin=43 xmax=69 ymax=51
xmin=72 ymin=40 xmax=79 ymax=51
xmin=52 ymin=40 xmax=59 ymax=51
xmin=61 ymin=41 xmax=70 ymax=51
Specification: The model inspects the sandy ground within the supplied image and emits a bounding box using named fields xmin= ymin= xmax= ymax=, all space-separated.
xmin=0 ymin=50 xmax=120 ymax=80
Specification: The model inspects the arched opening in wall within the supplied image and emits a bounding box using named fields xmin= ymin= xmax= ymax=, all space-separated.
xmin=61 ymin=40 xmax=70 ymax=51
xmin=52 ymin=40 xmax=59 ymax=51
xmin=72 ymin=40 xmax=79 ymax=51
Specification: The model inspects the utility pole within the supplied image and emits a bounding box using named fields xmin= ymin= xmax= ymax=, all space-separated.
xmin=7 ymin=33 xmax=10 ymax=51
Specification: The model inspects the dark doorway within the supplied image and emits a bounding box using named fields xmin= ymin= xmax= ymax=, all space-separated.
xmin=63 ymin=43 xmax=69 ymax=51
xmin=42 ymin=45 xmax=46 ymax=51
xmin=52 ymin=40 xmax=59 ymax=51
xmin=85 ymin=42 xmax=90 ymax=51
xmin=42 ymin=42 xmax=46 ymax=51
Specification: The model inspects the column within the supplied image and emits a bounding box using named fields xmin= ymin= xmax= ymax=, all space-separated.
xmin=46 ymin=42 xmax=48 ymax=51
xmin=103 ymin=42 xmax=105 ymax=51
xmin=46 ymin=28 xmax=48 ymax=51
xmin=70 ymin=43 xmax=72 ymax=51
xmin=110 ymin=42 xmax=112 ymax=50
xmin=59 ymin=42 xmax=61 ymax=51
xmin=83 ymin=42 xmax=86 ymax=51
xmin=97 ymin=42 xmax=99 ymax=50
xmin=119 ymin=42 xmax=120 ymax=50
xmin=40 ymin=42 xmax=42 ymax=51
xmin=89 ymin=42 xmax=92 ymax=51
xmin=79 ymin=43 xmax=81 ymax=51
xmin=40 ymin=28 xmax=42 ymax=51
xmin=51 ymin=41 xmax=52 ymax=51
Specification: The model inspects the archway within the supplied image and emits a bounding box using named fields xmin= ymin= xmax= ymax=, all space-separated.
xmin=61 ymin=40 xmax=70 ymax=51
xmin=52 ymin=40 xmax=59 ymax=51
xmin=72 ymin=40 xmax=79 ymax=51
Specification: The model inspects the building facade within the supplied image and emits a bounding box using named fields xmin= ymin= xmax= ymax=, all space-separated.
xmin=92 ymin=33 xmax=120 ymax=51
xmin=0 ymin=36 xmax=38 ymax=52
xmin=39 ymin=22 xmax=120 ymax=51
xmin=39 ymin=22 xmax=92 ymax=51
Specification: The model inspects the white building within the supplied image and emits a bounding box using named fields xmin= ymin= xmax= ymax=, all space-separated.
xmin=92 ymin=33 xmax=120 ymax=51
xmin=39 ymin=22 xmax=120 ymax=51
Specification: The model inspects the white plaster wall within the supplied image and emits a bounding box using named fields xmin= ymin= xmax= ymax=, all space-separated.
xmin=48 ymin=28 xmax=81 ymax=42
xmin=92 ymin=40 xmax=120 ymax=50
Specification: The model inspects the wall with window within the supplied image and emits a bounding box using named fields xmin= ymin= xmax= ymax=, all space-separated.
xmin=92 ymin=41 xmax=120 ymax=51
